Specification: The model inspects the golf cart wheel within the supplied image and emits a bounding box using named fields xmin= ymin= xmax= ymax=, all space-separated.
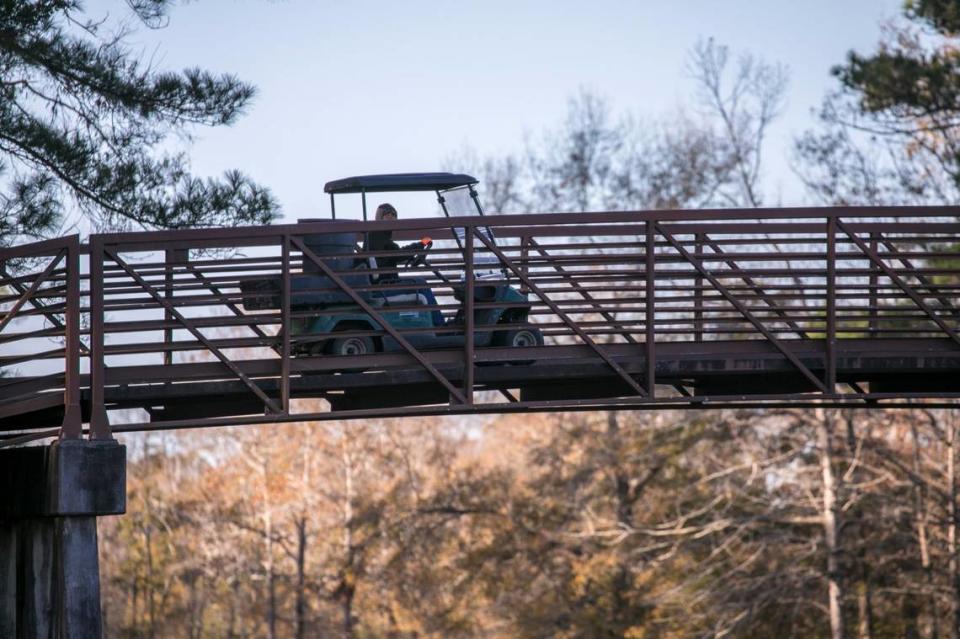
xmin=327 ymin=335 xmax=374 ymax=357
xmin=493 ymin=326 xmax=543 ymax=365
xmin=325 ymin=334 xmax=375 ymax=374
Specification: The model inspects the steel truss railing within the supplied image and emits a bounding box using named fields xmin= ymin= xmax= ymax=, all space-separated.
xmin=3 ymin=205 xmax=960 ymax=444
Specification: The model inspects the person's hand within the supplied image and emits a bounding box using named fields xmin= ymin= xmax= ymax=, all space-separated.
xmin=404 ymin=238 xmax=433 ymax=267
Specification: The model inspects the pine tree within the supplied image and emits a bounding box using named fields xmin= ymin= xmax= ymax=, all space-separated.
xmin=796 ymin=0 xmax=960 ymax=204
xmin=0 ymin=0 xmax=278 ymax=245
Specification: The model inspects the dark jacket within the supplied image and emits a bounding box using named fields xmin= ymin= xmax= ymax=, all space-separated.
xmin=363 ymin=231 xmax=417 ymax=283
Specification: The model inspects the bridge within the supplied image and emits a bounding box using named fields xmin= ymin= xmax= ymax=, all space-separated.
xmin=4 ymin=205 xmax=960 ymax=447
xmin=4 ymin=204 xmax=960 ymax=634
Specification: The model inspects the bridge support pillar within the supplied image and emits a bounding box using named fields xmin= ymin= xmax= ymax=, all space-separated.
xmin=0 ymin=439 xmax=126 ymax=638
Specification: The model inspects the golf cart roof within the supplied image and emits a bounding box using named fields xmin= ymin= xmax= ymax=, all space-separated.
xmin=323 ymin=172 xmax=478 ymax=194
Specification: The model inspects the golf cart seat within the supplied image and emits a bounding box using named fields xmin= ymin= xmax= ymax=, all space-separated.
xmin=240 ymin=227 xmax=373 ymax=310
xmin=291 ymin=273 xmax=372 ymax=307
xmin=240 ymin=272 xmax=373 ymax=310
xmin=379 ymin=291 xmax=428 ymax=306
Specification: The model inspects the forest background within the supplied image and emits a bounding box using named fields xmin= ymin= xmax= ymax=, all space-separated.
xmin=6 ymin=0 xmax=960 ymax=637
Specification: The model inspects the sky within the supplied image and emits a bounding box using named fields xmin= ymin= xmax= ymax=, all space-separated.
xmin=93 ymin=0 xmax=904 ymax=221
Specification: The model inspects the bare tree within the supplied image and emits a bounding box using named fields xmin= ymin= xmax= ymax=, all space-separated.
xmin=818 ymin=409 xmax=847 ymax=639
xmin=688 ymin=38 xmax=789 ymax=207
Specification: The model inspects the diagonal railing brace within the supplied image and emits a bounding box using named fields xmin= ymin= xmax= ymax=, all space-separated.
xmin=473 ymin=229 xmax=648 ymax=397
xmin=527 ymin=238 xmax=638 ymax=345
xmin=700 ymin=236 xmax=810 ymax=339
xmin=837 ymin=220 xmax=960 ymax=347
xmin=106 ymin=247 xmax=283 ymax=414
xmin=0 ymin=250 xmax=65 ymax=334
xmin=877 ymin=236 xmax=960 ymax=319
xmin=0 ymin=262 xmax=93 ymax=354
xmin=656 ymin=224 xmax=828 ymax=393
xmin=291 ymin=236 xmax=468 ymax=404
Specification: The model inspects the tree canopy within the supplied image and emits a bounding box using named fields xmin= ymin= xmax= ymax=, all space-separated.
xmin=796 ymin=0 xmax=960 ymax=204
xmin=0 ymin=0 xmax=278 ymax=245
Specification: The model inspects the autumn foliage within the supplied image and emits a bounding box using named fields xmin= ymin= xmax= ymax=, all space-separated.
xmin=97 ymin=407 xmax=960 ymax=638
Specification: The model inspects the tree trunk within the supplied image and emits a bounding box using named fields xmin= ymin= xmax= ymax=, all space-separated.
xmin=342 ymin=441 xmax=356 ymax=639
xmin=296 ymin=516 xmax=307 ymax=639
xmin=131 ymin=575 xmax=139 ymax=634
xmin=949 ymin=412 xmax=959 ymax=639
xmin=266 ymin=509 xmax=276 ymax=639
xmin=819 ymin=409 xmax=846 ymax=639
xmin=343 ymin=586 xmax=355 ymax=639
xmin=844 ymin=413 xmax=872 ymax=639
xmin=145 ymin=523 xmax=156 ymax=639
xmin=606 ymin=411 xmax=633 ymax=525
xmin=226 ymin=573 xmax=238 ymax=639
xmin=911 ymin=420 xmax=939 ymax=639
xmin=856 ymin=580 xmax=872 ymax=639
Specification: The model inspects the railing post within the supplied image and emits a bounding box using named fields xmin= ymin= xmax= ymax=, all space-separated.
xmin=645 ymin=221 xmax=656 ymax=397
xmin=60 ymin=236 xmax=82 ymax=439
xmin=463 ymin=225 xmax=475 ymax=405
xmin=694 ymin=232 xmax=704 ymax=343
xmin=519 ymin=235 xmax=530 ymax=295
xmin=281 ymin=235 xmax=291 ymax=413
xmin=163 ymin=249 xmax=187 ymax=366
xmin=826 ymin=216 xmax=837 ymax=393
xmin=869 ymin=231 xmax=879 ymax=338
xmin=88 ymin=236 xmax=111 ymax=440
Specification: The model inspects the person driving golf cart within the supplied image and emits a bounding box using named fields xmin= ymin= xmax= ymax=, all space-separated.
xmin=364 ymin=202 xmax=442 ymax=326
xmin=241 ymin=173 xmax=542 ymax=360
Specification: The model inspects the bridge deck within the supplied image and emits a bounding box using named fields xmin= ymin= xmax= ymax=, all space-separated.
xmin=3 ymin=206 xmax=960 ymax=443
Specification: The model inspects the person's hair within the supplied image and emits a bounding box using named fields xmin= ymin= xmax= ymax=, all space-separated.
xmin=375 ymin=203 xmax=398 ymax=221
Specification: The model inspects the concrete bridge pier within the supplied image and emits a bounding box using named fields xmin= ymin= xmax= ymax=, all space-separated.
xmin=0 ymin=440 xmax=126 ymax=638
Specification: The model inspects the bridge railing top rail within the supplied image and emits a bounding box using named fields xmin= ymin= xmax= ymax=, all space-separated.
xmin=81 ymin=206 xmax=960 ymax=251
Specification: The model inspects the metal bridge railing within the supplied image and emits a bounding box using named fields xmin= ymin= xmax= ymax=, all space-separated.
xmin=1 ymin=235 xmax=82 ymax=443
xmin=3 ymin=206 xmax=960 ymax=442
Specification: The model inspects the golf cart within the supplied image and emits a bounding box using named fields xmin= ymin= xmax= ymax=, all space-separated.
xmin=242 ymin=173 xmax=543 ymax=361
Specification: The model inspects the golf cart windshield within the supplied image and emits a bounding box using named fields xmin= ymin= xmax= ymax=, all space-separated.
xmin=439 ymin=185 xmax=482 ymax=217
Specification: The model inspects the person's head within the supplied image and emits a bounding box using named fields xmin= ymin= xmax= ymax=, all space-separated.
xmin=375 ymin=203 xmax=398 ymax=221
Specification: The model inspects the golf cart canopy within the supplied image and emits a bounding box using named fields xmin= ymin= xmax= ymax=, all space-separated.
xmin=323 ymin=172 xmax=478 ymax=194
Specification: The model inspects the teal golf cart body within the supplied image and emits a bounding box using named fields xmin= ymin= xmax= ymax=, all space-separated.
xmin=243 ymin=173 xmax=542 ymax=361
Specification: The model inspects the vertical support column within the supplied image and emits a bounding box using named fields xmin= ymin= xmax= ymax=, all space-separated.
xmin=60 ymin=237 xmax=82 ymax=440
xmin=281 ymin=235 xmax=291 ymax=413
xmin=163 ymin=249 xmax=188 ymax=367
xmin=88 ymin=237 xmax=111 ymax=440
xmin=826 ymin=217 xmax=837 ymax=393
xmin=56 ymin=517 xmax=104 ymax=638
xmin=694 ymin=232 xmax=704 ymax=343
xmin=519 ymin=235 xmax=530 ymax=295
xmin=645 ymin=221 xmax=656 ymax=397
xmin=0 ymin=517 xmax=16 ymax=638
xmin=164 ymin=249 xmax=173 ymax=366
xmin=0 ymin=440 xmax=126 ymax=638
xmin=869 ymin=231 xmax=879 ymax=338
xmin=463 ymin=227 xmax=475 ymax=405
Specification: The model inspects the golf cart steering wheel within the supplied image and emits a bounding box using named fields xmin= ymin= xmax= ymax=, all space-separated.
xmin=404 ymin=238 xmax=433 ymax=268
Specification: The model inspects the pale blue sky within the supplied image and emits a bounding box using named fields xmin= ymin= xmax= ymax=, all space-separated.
xmin=94 ymin=0 xmax=903 ymax=220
